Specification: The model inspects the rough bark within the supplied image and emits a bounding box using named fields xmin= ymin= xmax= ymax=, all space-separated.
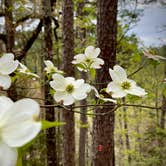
xmin=79 ymin=74 xmax=88 ymax=166
xmin=42 ymin=0 xmax=57 ymax=165
xmin=76 ymin=1 xmax=88 ymax=166
xmin=5 ymin=0 xmax=14 ymax=52
xmin=5 ymin=0 xmax=17 ymax=101
xmin=92 ymin=0 xmax=118 ymax=165
xmin=62 ymin=0 xmax=75 ymax=165
xmin=160 ymin=63 xmax=166 ymax=129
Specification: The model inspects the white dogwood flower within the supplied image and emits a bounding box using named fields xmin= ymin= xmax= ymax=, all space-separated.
xmin=0 ymin=53 xmax=19 ymax=90
xmin=18 ymin=63 xmax=39 ymax=78
xmin=72 ymin=46 xmax=104 ymax=71
xmin=106 ymin=65 xmax=147 ymax=98
xmin=44 ymin=60 xmax=63 ymax=74
xmin=50 ymin=74 xmax=91 ymax=105
xmin=0 ymin=96 xmax=41 ymax=166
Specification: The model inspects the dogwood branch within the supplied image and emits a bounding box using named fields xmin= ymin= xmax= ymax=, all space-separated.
xmin=40 ymin=103 xmax=162 ymax=116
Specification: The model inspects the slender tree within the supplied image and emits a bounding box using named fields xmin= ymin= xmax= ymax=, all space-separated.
xmin=42 ymin=0 xmax=57 ymax=165
xmin=5 ymin=0 xmax=14 ymax=52
xmin=93 ymin=0 xmax=118 ymax=165
xmin=123 ymin=98 xmax=131 ymax=164
xmin=75 ymin=1 xmax=89 ymax=166
xmin=62 ymin=0 xmax=75 ymax=165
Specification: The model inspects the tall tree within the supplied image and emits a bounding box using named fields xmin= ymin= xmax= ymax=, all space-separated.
xmin=5 ymin=0 xmax=14 ymax=52
xmin=93 ymin=0 xmax=118 ymax=165
xmin=75 ymin=1 xmax=88 ymax=166
xmin=42 ymin=0 xmax=57 ymax=165
xmin=62 ymin=0 xmax=75 ymax=165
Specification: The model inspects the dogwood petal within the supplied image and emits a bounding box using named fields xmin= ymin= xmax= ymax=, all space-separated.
xmin=0 ymin=53 xmax=19 ymax=75
xmin=1 ymin=99 xmax=41 ymax=147
xmin=0 ymin=75 xmax=11 ymax=90
xmin=0 ymin=142 xmax=17 ymax=166
xmin=74 ymin=79 xmax=84 ymax=88
xmin=106 ymin=82 xmax=127 ymax=98
xmin=127 ymin=84 xmax=147 ymax=97
xmin=50 ymin=74 xmax=66 ymax=91
xmin=73 ymin=83 xmax=91 ymax=100
xmin=109 ymin=65 xmax=127 ymax=83
xmin=0 ymin=96 xmax=13 ymax=121
xmin=53 ymin=91 xmax=67 ymax=102
xmin=111 ymin=90 xmax=127 ymax=98
xmin=44 ymin=60 xmax=54 ymax=68
xmin=91 ymin=58 xmax=104 ymax=69
xmin=106 ymin=82 xmax=121 ymax=93
xmin=65 ymin=77 xmax=75 ymax=84
xmin=85 ymin=46 xmax=100 ymax=58
xmin=63 ymin=95 xmax=75 ymax=105
xmin=54 ymin=91 xmax=74 ymax=105
xmin=72 ymin=54 xmax=86 ymax=64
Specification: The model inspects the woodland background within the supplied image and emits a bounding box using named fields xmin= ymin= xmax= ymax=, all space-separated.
xmin=0 ymin=0 xmax=166 ymax=166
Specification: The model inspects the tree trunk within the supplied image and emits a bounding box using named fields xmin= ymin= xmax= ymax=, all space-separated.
xmin=5 ymin=0 xmax=14 ymax=52
xmin=79 ymin=73 xmax=88 ymax=166
xmin=5 ymin=0 xmax=18 ymax=101
xmin=92 ymin=0 xmax=118 ymax=166
xmin=160 ymin=63 xmax=166 ymax=129
xmin=123 ymin=98 xmax=131 ymax=164
xmin=42 ymin=0 xmax=57 ymax=165
xmin=75 ymin=1 xmax=88 ymax=166
xmin=62 ymin=0 xmax=75 ymax=165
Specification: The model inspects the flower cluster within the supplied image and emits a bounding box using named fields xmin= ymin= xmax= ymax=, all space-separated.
xmin=0 ymin=46 xmax=148 ymax=165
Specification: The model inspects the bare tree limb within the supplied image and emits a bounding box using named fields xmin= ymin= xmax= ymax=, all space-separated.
xmin=16 ymin=19 xmax=43 ymax=61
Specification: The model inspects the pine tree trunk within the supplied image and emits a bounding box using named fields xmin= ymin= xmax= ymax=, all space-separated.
xmin=42 ymin=0 xmax=57 ymax=165
xmin=76 ymin=2 xmax=88 ymax=166
xmin=5 ymin=0 xmax=17 ymax=101
xmin=62 ymin=0 xmax=75 ymax=165
xmin=92 ymin=0 xmax=118 ymax=165
xmin=79 ymin=73 xmax=88 ymax=166
xmin=5 ymin=0 xmax=14 ymax=52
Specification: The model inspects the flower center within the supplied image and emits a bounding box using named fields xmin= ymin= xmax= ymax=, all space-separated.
xmin=121 ymin=81 xmax=131 ymax=90
xmin=66 ymin=84 xmax=74 ymax=93
xmin=50 ymin=68 xmax=55 ymax=73
xmin=85 ymin=58 xmax=93 ymax=65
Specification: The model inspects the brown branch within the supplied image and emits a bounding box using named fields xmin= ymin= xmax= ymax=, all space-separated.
xmin=16 ymin=19 xmax=43 ymax=61
xmin=128 ymin=60 xmax=147 ymax=78
xmin=39 ymin=103 xmax=162 ymax=116
xmin=14 ymin=14 xmax=43 ymax=28
xmin=14 ymin=14 xmax=33 ymax=28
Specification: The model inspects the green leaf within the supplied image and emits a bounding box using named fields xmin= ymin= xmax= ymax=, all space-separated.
xmin=41 ymin=120 xmax=66 ymax=130
xmin=132 ymin=53 xmax=141 ymax=62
